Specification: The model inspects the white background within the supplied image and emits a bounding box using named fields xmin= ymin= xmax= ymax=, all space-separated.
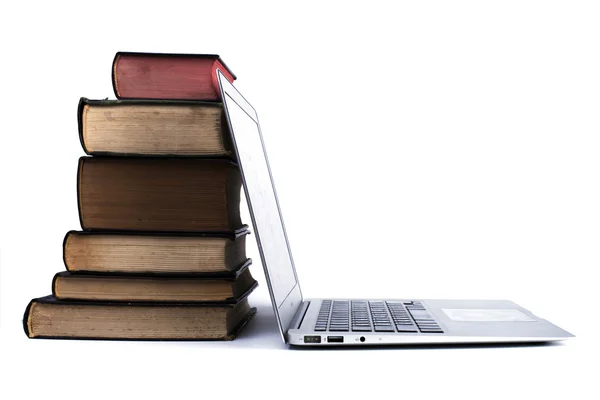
xmin=0 ymin=1 xmax=598 ymax=398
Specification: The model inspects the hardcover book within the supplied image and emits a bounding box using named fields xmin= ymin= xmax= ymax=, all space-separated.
xmin=63 ymin=230 xmax=250 ymax=274
xmin=78 ymin=98 xmax=233 ymax=156
xmin=77 ymin=157 xmax=243 ymax=232
xmin=112 ymin=52 xmax=236 ymax=101
xmin=52 ymin=267 xmax=257 ymax=303
xmin=24 ymin=296 xmax=255 ymax=340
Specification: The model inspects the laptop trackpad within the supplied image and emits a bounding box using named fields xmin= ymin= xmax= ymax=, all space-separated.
xmin=442 ymin=309 xmax=536 ymax=322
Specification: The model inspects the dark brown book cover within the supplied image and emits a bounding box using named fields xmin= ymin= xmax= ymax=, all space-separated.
xmin=77 ymin=157 xmax=243 ymax=232
xmin=23 ymin=296 xmax=256 ymax=341
xmin=112 ymin=52 xmax=236 ymax=101
xmin=77 ymin=98 xmax=234 ymax=157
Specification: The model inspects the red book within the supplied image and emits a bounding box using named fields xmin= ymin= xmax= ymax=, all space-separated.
xmin=112 ymin=52 xmax=236 ymax=101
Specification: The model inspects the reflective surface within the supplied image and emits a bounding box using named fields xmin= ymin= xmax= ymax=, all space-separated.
xmin=223 ymin=95 xmax=298 ymax=308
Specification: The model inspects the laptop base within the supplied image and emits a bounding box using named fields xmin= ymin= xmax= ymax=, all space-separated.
xmin=287 ymin=298 xmax=573 ymax=346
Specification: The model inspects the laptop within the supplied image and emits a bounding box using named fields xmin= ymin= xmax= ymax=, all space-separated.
xmin=216 ymin=70 xmax=574 ymax=346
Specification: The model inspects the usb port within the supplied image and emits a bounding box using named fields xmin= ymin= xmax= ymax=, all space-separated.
xmin=327 ymin=336 xmax=344 ymax=343
xmin=303 ymin=335 xmax=321 ymax=343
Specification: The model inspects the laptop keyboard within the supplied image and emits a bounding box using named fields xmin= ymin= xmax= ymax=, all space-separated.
xmin=314 ymin=300 xmax=443 ymax=333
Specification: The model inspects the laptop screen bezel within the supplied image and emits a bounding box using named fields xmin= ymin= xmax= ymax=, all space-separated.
xmin=217 ymin=70 xmax=303 ymax=342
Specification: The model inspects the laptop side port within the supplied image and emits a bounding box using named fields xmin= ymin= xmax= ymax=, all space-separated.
xmin=303 ymin=335 xmax=321 ymax=343
xmin=327 ymin=336 xmax=344 ymax=343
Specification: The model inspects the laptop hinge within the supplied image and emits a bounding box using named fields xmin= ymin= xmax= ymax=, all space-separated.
xmin=290 ymin=301 xmax=310 ymax=329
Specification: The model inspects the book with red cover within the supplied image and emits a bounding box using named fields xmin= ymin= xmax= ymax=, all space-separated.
xmin=112 ymin=52 xmax=236 ymax=101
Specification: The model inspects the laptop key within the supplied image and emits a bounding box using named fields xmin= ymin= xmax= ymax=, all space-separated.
xmin=374 ymin=325 xmax=395 ymax=332
xmin=352 ymin=326 xmax=372 ymax=332
xmin=396 ymin=326 xmax=418 ymax=332
xmin=409 ymin=310 xmax=433 ymax=319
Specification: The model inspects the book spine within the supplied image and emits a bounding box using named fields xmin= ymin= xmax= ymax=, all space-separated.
xmin=111 ymin=52 xmax=120 ymax=99
xmin=76 ymin=157 xmax=86 ymax=230
xmin=51 ymin=273 xmax=60 ymax=298
xmin=22 ymin=299 xmax=34 ymax=338
xmin=77 ymin=98 xmax=91 ymax=155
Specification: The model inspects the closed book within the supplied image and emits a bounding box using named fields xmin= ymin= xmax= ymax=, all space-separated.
xmin=63 ymin=230 xmax=250 ymax=275
xmin=112 ymin=52 xmax=236 ymax=101
xmin=77 ymin=157 xmax=243 ymax=232
xmin=24 ymin=296 xmax=255 ymax=340
xmin=52 ymin=268 xmax=257 ymax=303
xmin=78 ymin=98 xmax=233 ymax=157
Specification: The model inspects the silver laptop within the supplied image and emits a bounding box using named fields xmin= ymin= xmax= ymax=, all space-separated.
xmin=216 ymin=70 xmax=574 ymax=346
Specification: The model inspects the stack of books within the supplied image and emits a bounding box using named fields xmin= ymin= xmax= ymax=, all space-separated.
xmin=23 ymin=52 xmax=257 ymax=340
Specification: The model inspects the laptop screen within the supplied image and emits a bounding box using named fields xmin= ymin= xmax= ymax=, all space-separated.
xmin=217 ymin=71 xmax=303 ymax=340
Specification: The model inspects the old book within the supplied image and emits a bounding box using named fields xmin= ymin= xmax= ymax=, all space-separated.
xmin=78 ymin=157 xmax=243 ymax=232
xmin=78 ymin=98 xmax=233 ymax=156
xmin=63 ymin=230 xmax=249 ymax=274
xmin=112 ymin=52 xmax=236 ymax=100
xmin=52 ymin=267 xmax=257 ymax=303
xmin=24 ymin=296 xmax=255 ymax=340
